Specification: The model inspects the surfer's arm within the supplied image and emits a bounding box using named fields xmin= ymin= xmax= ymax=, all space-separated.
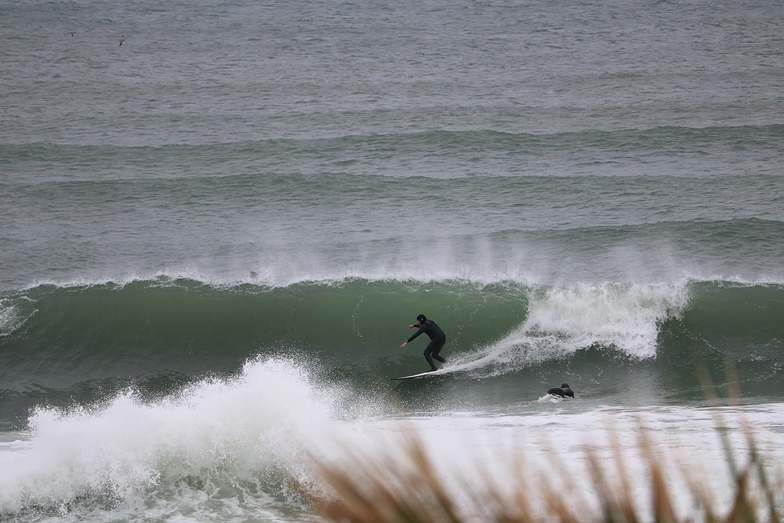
xmin=406 ymin=328 xmax=424 ymax=343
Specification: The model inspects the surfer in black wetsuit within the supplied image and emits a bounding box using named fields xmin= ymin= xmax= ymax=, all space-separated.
xmin=547 ymin=383 xmax=574 ymax=398
xmin=400 ymin=314 xmax=447 ymax=371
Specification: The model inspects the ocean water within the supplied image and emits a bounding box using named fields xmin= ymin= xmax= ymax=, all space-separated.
xmin=1 ymin=0 xmax=783 ymax=520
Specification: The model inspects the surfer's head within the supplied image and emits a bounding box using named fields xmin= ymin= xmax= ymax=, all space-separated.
xmin=416 ymin=314 xmax=427 ymax=324
xmin=561 ymin=383 xmax=571 ymax=390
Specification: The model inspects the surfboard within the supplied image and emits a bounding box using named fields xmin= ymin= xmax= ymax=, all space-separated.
xmin=392 ymin=370 xmax=442 ymax=380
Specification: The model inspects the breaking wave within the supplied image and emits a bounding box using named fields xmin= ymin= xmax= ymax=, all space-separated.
xmin=2 ymin=277 xmax=783 ymax=391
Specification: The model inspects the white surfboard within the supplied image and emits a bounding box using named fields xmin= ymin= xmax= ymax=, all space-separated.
xmin=392 ymin=370 xmax=444 ymax=380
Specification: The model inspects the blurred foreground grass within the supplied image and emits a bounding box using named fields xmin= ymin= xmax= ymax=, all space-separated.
xmin=310 ymin=412 xmax=782 ymax=523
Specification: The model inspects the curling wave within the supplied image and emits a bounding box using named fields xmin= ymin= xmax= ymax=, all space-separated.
xmin=2 ymin=277 xmax=783 ymax=392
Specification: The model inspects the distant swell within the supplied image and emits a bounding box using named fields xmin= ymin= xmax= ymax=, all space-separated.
xmin=2 ymin=123 xmax=782 ymax=184
xmin=3 ymin=123 xmax=783 ymax=151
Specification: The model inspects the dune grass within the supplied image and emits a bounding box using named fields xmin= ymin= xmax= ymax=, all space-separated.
xmin=309 ymin=413 xmax=782 ymax=523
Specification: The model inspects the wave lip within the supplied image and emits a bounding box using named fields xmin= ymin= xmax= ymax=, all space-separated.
xmin=6 ymin=214 xmax=781 ymax=293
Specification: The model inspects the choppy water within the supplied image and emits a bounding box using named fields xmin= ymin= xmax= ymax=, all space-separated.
xmin=1 ymin=0 xmax=783 ymax=520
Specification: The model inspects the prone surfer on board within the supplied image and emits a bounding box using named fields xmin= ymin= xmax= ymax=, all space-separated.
xmin=400 ymin=314 xmax=447 ymax=371
xmin=547 ymin=384 xmax=574 ymax=398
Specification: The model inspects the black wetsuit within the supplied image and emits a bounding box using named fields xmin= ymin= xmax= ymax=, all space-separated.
xmin=547 ymin=386 xmax=574 ymax=398
xmin=408 ymin=319 xmax=447 ymax=371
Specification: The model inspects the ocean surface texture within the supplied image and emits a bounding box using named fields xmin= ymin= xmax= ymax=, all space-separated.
xmin=1 ymin=0 xmax=783 ymax=521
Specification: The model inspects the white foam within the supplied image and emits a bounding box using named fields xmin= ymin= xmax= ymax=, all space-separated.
xmin=525 ymin=282 xmax=689 ymax=357
xmin=0 ymin=357 xmax=364 ymax=515
xmin=0 ymin=300 xmax=17 ymax=335
xmin=536 ymin=393 xmax=566 ymax=403
xmin=441 ymin=281 xmax=690 ymax=376
xmin=20 ymin=259 xmax=784 ymax=293
xmin=0 ymin=297 xmax=36 ymax=337
xmin=1 ymin=356 xmax=782 ymax=521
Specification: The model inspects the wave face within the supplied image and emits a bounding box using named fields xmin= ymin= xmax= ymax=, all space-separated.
xmin=2 ymin=278 xmax=783 ymax=423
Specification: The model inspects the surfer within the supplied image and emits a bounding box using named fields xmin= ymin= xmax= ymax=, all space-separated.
xmin=400 ymin=314 xmax=447 ymax=371
xmin=547 ymin=383 xmax=574 ymax=398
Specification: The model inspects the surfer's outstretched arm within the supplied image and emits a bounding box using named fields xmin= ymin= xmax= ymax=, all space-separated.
xmin=400 ymin=326 xmax=424 ymax=348
xmin=407 ymin=328 xmax=424 ymax=343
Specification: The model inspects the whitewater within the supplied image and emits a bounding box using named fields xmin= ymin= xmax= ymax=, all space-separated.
xmin=1 ymin=357 xmax=783 ymax=521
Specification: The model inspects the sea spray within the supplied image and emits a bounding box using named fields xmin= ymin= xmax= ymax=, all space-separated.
xmin=0 ymin=358 xmax=356 ymax=515
xmin=0 ymin=296 xmax=37 ymax=337
xmin=439 ymin=281 xmax=690 ymax=377
xmin=524 ymin=282 xmax=690 ymax=357
xmin=0 ymin=299 xmax=18 ymax=336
